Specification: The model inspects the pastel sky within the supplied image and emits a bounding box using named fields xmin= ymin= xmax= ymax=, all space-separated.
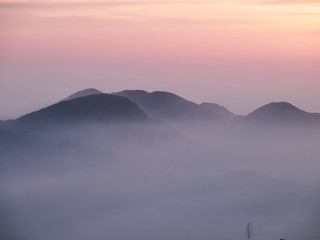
xmin=0 ymin=0 xmax=319 ymax=119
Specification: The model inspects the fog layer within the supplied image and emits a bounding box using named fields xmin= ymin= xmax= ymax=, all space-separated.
xmin=1 ymin=93 xmax=320 ymax=240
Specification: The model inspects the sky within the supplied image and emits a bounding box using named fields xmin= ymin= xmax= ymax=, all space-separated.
xmin=0 ymin=0 xmax=319 ymax=119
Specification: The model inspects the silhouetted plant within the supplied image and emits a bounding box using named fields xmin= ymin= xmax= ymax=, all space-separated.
xmin=245 ymin=222 xmax=254 ymax=240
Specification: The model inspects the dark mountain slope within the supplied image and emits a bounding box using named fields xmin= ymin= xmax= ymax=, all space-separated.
xmin=63 ymin=88 xmax=102 ymax=101
xmin=0 ymin=129 xmax=60 ymax=170
xmin=200 ymin=102 xmax=235 ymax=119
xmin=113 ymin=90 xmax=234 ymax=122
xmin=8 ymin=94 xmax=149 ymax=131
xmin=0 ymin=129 xmax=51 ymax=153
xmin=0 ymin=93 xmax=182 ymax=147
xmin=245 ymin=102 xmax=320 ymax=126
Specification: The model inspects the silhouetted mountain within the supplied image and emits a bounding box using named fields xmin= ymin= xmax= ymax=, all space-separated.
xmin=0 ymin=93 xmax=182 ymax=147
xmin=64 ymin=88 xmax=103 ymax=101
xmin=200 ymin=102 xmax=235 ymax=119
xmin=2 ymin=90 xmax=320 ymax=240
xmin=113 ymin=90 xmax=234 ymax=123
xmin=0 ymin=129 xmax=51 ymax=152
xmin=8 ymin=94 xmax=149 ymax=131
xmin=245 ymin=102 xmax=320 ymax=126
xmin=0 ymin=129 xmax=58 ymax=170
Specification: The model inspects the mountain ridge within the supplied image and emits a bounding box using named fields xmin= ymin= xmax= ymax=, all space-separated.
xmin=5 ymin=94 xmax=150 ymax=132
xmin=245 ymin=101 xmax=320 ymax=125
xmin=2 ymin=88 xmax=320 ymax=130
xmin=63 ymin=88 xmax=103 ymax=101
xmin=113 ymin=90 xmax=235 ymax=122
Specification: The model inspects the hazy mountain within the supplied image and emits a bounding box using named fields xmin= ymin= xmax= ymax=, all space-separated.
xmin=61 ymin=89 xmax=320 ymax=129
xmin=0 ymin=129 xmax=51 ymax=153
xmin=0 ymin=128 xmax=62 ymax=173
xmin=1 ymin=90 xmax=320 ymax=240
xmin=113 ymin=90 xmax=234 ymax=123
xmin=63 ymin=88 xmax=103 ymax=101
xmin=245 ymin=102 xmax=320 ymax=126
xmin=8 ymin=94 xmax=149 ymax=131
xmin=0 ymin=93 xmax=181 ymax=150
xmin=200 ymin=102 xmax=235 ymax=119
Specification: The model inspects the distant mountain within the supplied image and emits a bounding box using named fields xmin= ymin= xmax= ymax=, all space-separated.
xmin=0 ymin=129 xmax=51 ymax=152
xmin=4 ymin=88 xmax=319 ymax=134
xmin=64 ymin=88 xmax=103 ymax=101
xmin=113 ymin=90 xmax=235 ymax=123
xmin=200 ymin=102 xmax=235 ymax=119
xmin=0 ymin=93 xmax=182 ymax=147
xmin=245 ymin=102 xmax=320 ymax=126
xmin=0 ymin=129 xmax=58 ymax=170
xmin=7 ymin=94 xmax=149 ymax=131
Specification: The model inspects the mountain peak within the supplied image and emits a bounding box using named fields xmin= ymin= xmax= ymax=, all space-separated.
xmin=113 ymin=90 xmax=236 ymax=123
xmin=64 ymin=88 xmax=103 ymax=101
xmin=116 ymin=90 xmax=149 ymax=95
xmin=16 ymin=94 xmax=149 ymax=130
xmin=248 ymin=102 xmax=303 ymax=117
xmin=246 ymin=101 xmax=320 ymax=125
xmin=258 ymin=102 xmax=299 ymax=111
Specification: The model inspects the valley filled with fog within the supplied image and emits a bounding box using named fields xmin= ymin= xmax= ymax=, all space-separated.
xmin=1 ymin=89 xmax=320 ymax=240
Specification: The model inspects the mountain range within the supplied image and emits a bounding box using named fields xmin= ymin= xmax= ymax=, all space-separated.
xmin=63 ymin=88 xmax=103 ymax=101
xmin=2 ymin=93 xmax=149 ymax=132
xmin=245 ymin=101 xmax=320 ymax=126
xmin=113 ymin=90 xmax=235 ymax=123
xmin=1 ymin=88 xmax=320 ymax=240
xmin=1 ymin=88 xmax=319 ymax=134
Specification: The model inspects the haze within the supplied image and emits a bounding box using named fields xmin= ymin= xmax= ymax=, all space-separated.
xmin=1 ymin=0 xmax=320 ymax=239
xmin=1 ymin=90 xmax=320 ymax=240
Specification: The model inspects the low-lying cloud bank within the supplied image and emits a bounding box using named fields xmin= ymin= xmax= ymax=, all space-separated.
xmin=1 ymin=90 xmax=320 ymax=240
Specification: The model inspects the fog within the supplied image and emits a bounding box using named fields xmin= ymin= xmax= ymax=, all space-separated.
xmin=1 ymin=118 xmax=320 ymax=240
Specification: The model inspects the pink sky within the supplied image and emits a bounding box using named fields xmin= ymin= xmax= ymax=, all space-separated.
xmin=0 ymin=0 xmax=319 ymax=119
